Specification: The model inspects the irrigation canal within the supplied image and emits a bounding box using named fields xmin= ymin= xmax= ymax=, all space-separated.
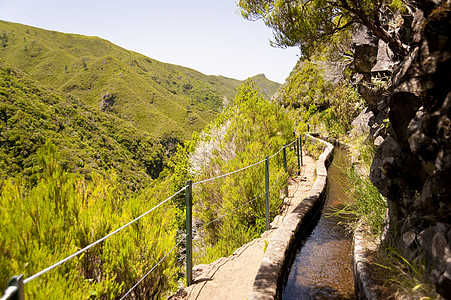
xmin=282 ymin=148 xmax=356 ymax=299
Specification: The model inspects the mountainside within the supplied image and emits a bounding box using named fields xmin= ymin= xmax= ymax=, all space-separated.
xmin=0 ymin=20 xmax=281 ymax=141
xmin=249 ymin=73 xmax=281 ymax=99
xmin=0 ymin=62 xmax=166 ymax=190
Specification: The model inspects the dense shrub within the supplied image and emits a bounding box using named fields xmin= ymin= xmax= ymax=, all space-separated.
xmin=0 ymin=142 xmax=179 ymax=299
xmin=189 ymin=81 xmax=297 ymax=263
xmin=275 ymin=59 xmax=364 ymax=138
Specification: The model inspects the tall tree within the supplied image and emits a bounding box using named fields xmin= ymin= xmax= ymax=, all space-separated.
xmin=238 ymin=0 xmax=409 ymax=57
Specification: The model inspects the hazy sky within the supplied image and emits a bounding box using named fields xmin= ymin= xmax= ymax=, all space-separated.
xmin=0 ymin=0 xmax=300 ymax=83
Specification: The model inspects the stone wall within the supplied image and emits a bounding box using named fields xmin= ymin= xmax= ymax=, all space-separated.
xmin=352 ymin=0 xmax=450 ymax=297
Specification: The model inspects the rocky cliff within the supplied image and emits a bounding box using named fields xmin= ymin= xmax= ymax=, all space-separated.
xmin=352 ymin=0 xmax=450 ymax=297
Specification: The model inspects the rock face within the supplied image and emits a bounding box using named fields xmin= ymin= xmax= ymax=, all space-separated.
xmin=350 ymin=107 xmax=375 ymax=136
xmin=352 ymin=25 xmax=379 ymax=74
xmin=352 ymin=0 xmax=451 ymax=297
xmin=99 ymin=92 xmax=115 ymax=111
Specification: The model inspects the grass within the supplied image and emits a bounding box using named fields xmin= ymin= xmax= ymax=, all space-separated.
xmin=368 ymin=246 xmax=437 ymax=299
xmin=327 ymin=136 xmax=386 ymax=235
xmin=336 ymin=162 xmax=386 ymax=235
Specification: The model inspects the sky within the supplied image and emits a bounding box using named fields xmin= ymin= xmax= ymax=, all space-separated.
xmin=0 ymin=0 xmax=301 ymax=83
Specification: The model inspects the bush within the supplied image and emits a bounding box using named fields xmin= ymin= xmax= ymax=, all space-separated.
xmin=321 ymin=83 xmax=364 ymax=137
xmin=330 ymin=138 xmax=386 ymax=236
xmin=275 ymin=59 xmax=364 ymax=139
xmin=189 ymin=81 xmax=296 ymax=263
xmin=0 ymin=142 xmax=179 ymax=299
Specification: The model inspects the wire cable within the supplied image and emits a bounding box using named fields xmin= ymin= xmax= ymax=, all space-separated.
xmin=23 ymin=185 xmax=187 ymax=284
xmin=268 ymin=147 xmax=284 ymax=160
xmin=286 ymin=139 xmax=297 ymax=147
xmin=193 ymin=138 xmax=296 ymax=187
xmin=119 ymin=235 xmax=187 ymax=300
xmin=196 ymin=191 xmax=266 ymax=231
xmin=19 ymin=137 xmax=301 ymax=286
xmin=193 ymin=159 xmax=265 ymax=186
xmin=269 ymin=138 xmax=297 ymax=160
xmin=8 ymin=134 xmax=305 ymax=298
xmin=269 ymin=172 xmax=287 ymax=191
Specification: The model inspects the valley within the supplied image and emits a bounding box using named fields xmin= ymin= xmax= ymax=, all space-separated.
xmin=0 ymin=20 xmax=280 ymax=189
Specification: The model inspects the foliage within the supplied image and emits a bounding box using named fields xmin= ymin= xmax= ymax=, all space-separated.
xmin=370 ymin=246 xmax=437 ymax=299
xmin=329 ymin=138 xmax=386 ymax=236
xmin=320 ymin=82 xmax=365 ymax=137
xmin=0 ymin=62 xmax=166 ymax=191
xmin=189 ymin=81 xmax=296 ymax=263
xmin=276 ymin=59 xmax=364 ymax=138
xmin=275 ymin=60 xmax=331 ymax=111
xmin=238 ymin=0 xmax=409 ymax=57
xmin=303 ymin=135 xmax=325 ymax=160
xmin=0 ymin=142 xmax=180 ymax=299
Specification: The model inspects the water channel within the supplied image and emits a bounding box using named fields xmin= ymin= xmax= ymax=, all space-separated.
xmin=282 ymin=148 xmax=355 ymax=300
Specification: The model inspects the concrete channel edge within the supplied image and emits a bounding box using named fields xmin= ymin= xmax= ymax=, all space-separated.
xmin=248 ymin=134 xmax=334 ymax=300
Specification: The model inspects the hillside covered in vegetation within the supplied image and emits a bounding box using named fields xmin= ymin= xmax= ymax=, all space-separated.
xmin=0 ymin=20 xmax=281 ymax=189
xmin=0 ymin=62 xmax=165 ymax=190
xmin=0 ymin=20 xmax=285 ymax=299
xmin=0 ymin=20 xmax=280 ymax=141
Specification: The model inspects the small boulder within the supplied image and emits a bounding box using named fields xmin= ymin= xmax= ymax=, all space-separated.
xmin=350 ymin=107 xmax=375 ymax=136
xmin=99 ymin=93 xmax=116 ymax=111
xmin=353 ymin=25 xmax=378 ymax=73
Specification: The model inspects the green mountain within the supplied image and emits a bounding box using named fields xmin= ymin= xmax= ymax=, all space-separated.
xmin=0 ymin=62 xmax=165 ymax=190
xmin=249 ymin=73 xmax=282 ymax=98
xmin=0 ymin=20 xmax=281 ymax=141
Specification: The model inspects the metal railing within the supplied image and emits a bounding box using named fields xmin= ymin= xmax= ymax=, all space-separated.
xmin=1 ymin=133 xmax=304 ymax=299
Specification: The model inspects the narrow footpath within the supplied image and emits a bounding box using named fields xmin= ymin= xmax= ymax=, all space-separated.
xmin=170 ymin=152 xmax=316 ymax=300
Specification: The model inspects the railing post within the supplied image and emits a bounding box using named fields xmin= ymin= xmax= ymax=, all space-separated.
xmin=293 ymin=131 xmax=297 ymax=153
xmin=282 ymin=145 xmax=288 ymax=198
xmin=264 ymin=156 xmax=270 ymax=231
xmin=185 ymin=180 xmax=193 ymax=287
xmin=2 ymin=275 xmax=24 ymax=300
xmin=296 ymin=137 xmax=301 ymax=175
xmin=299 ymin=135 xmax=303 ymax=166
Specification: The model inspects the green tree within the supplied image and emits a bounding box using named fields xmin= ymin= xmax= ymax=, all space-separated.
xmin=238 ymin=0 xmax=408 ymax=57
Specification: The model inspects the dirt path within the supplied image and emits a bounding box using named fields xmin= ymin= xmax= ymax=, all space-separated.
xmin=170 ymin=153 xmax=316 ymax=300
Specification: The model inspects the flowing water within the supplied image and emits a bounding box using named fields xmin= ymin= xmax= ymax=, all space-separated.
xmin=282 ymin=148 xmax=355 ymax=300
